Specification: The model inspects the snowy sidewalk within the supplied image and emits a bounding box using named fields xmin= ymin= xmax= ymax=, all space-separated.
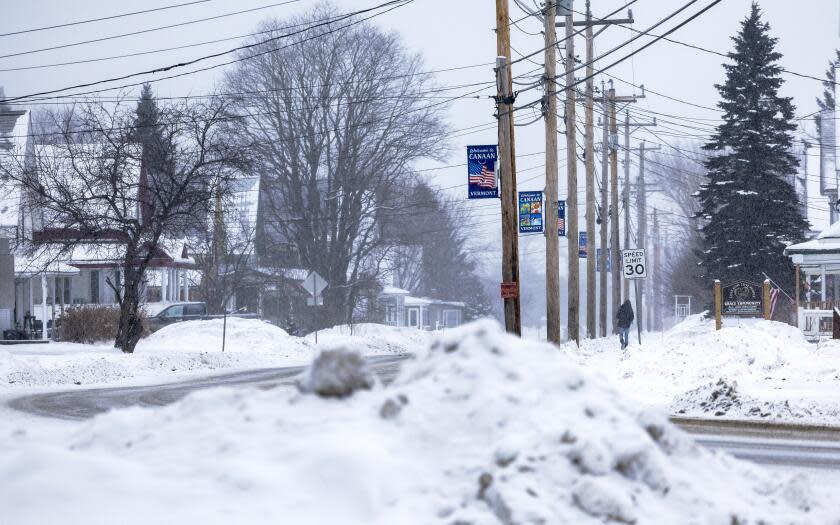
xmin=566 ymin=315 xmax=840 ymax=426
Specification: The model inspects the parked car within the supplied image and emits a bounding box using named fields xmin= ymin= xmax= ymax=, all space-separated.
xmin=146 ymin=302 xmax=208 ymax=332
xmin=145 ymin=302 xmax=260 ymax=333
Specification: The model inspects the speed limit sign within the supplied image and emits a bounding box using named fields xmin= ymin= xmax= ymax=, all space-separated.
xmin=621 ymin=248 xmax=647 ymax=279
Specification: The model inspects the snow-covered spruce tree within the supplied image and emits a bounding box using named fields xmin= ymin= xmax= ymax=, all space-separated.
xmin=695 ymin=3 xmax=807 ymax=294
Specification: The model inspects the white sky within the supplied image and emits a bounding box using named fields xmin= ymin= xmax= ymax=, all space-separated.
xmin=2 ymin=0 xmax=838 ymax=322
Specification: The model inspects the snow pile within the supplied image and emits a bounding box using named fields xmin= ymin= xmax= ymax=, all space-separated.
xmin=1 ymin=320 xmax=832 ymax=524
xmin=307 ymin=322 xmax=433 ymax=355
xmin=0 ymin=319 xmax=437 ymax=390
xmin=570 ymin=315 xmax=840 ymax=423
xmin=300 ymin=349 xmax=374 ymax=398
xmin=136 ymin=316 xmax=294 ymax=353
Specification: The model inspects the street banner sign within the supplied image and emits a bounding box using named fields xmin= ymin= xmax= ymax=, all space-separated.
xmin=467 ymin=145 xmax=499 ymax=199
xmin=558 ymin=200 xmax=566 ymax=237
xmin=518 ymin=191 xmax=543 ymax=233
xmin=621 ymin=249 xmax=647 ymax=279
xmin=596 ymin=248 xmax=611 ymax=272
xmin=579 ymin=231 xmax=587 ymax=258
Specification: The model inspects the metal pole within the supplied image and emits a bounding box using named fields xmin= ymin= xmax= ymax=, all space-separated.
xmin=314 ymin=273 xmax=318 ymax=344
xmin=222 ymin=309 xmax=227 ymax=352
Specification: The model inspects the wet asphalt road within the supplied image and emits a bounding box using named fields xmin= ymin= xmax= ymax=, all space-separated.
xmin=7 ymin=357 xmax=840 ymax=469
xmin=6 ymin=354 xmax=408 ymax=421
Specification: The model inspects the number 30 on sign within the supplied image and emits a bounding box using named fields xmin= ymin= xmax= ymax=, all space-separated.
xmin=621 ymin=249 xmax=647 ymax=279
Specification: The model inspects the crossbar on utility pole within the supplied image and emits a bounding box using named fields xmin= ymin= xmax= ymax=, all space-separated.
xmin=544 ymin=1 xmax=561 ymax=344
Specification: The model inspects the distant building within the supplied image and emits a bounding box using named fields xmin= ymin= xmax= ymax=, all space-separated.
xmin=378 ymin=286 xmax=464 ymax=330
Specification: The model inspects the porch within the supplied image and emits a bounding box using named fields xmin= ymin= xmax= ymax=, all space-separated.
xmin=785 ymin=222 xmax=840 ymax=340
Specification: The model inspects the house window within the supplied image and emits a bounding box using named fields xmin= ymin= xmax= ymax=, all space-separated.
xmin=54 ymin=276 xmax=71 ymax=305
xmin=421 ymin=308 xmax=429 ymax=328
xmin=408 ymin=308 xmax=419 ymax=328
xmin=90 ymin=270 xmax=100 ymax=304
xmin=444 ymin=309 xmax=460 ymax=328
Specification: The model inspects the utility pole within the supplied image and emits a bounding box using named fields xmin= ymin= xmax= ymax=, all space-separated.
xmin=583 ymin=1 xmax=596 ymax=340
xmin=563 ymin=1 xmax=579 ymax=344
xmin=652 ymin=208 xmax=663 ymax=331
xmin=495 ymin=0 xmax=521 ymax=335
xmin=599 ymin=82 xmax=609 ymax=337
xmin=609 ymin=85 xmax=621 ymax=331
xmin=634 ymin=140 xmax=659 ymax=331
xmin=622 ymin=111 xmax=631 ymax=302
xmin=637 ymin=140 xmax=647 ymax=332
xmin=559 ymin=4 xmax=634 ymax=338
xmin=544 ymin=1 xmax=560 ymax=344
xmin=607 ymin=89 xmax=641 ymax=329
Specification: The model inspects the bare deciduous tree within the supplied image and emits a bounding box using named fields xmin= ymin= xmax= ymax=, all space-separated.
xmin=224 ymin=3 xmax=447 ymax=326
xmin=1 ymin=96 xmax=245 ymax=353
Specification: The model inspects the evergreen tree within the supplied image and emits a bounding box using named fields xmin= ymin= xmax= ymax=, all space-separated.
xmin=695 ymin=3 xmax=807 ymax=293
xmin=814 ymin=50 xmax=839 ymax=137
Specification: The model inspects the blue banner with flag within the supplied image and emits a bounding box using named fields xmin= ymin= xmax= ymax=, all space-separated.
xmin=557 ymin=200 xmax=565 ymax=236
xmin=596 ymin=248 xmax=611 ymax=272
xmin=519 ymin=191 xmax=543 ymax=233
xmin=579 ymin=231 xmax=587 ymax=258
xmin=467 ymin=145 xmax=498 ymax=199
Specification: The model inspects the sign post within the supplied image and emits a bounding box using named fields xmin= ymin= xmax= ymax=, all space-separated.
xmin=714 ymin=280 xmax=722 ymax=330
xmin=621 ymin=248 xmax=647 ymax=344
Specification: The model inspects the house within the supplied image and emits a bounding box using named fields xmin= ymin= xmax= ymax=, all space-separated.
xmin=378 ymin=285 xmax=464 ymax=330
xmin=0 ymin=109 xmax=197 ymax=339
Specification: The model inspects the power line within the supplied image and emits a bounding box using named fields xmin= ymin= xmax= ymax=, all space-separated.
xmin=0 ymin=0 xmax=304 ymax=59
xmin=0 ymin=0 xmax=216 ymax=38
xmin=1 ymin=0 xmax=412 ymax=104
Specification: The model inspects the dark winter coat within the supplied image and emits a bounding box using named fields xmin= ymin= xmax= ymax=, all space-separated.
xmin=617 ymin=300 xmax=634 ymax=329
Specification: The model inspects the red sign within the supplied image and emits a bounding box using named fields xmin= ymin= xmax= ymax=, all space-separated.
xmin=500 ymin=282 xmax=518 ymax=299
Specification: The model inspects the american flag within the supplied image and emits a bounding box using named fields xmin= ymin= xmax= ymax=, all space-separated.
xmin=769 ymin=286 xmax=781 ymax=319
xmin=468 ymin=160 xmax=496 ymax=189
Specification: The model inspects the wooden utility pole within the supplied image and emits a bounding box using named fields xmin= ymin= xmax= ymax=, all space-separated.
xmin=633 ymin=140 xmax=659 ymax=331
xmin=495 ymin=0 xmax=521 ymax=335
xmin=622 ymin=111 xmax=631 ymax=302
xmin=608 ymin=86 xmax=621 ymax=331
xmin=563 ymin=2 xmax=579 ymax=344
xmin=544 ymin=2 xmax=560 ymax=344
xmin=557 ymin=3 xmax=634 ymax=338
xmin=599 ymin=82 xmax=609 ymax=337
xmin=637 ymin=140 xmax=647 ymax=331
xmin=583 ymin=1 xmax=596 ymax=340
xmin=652 ymin=208 xmax=663 ymax=331
xmin=496 ymin=59 xmax=520 ymax=335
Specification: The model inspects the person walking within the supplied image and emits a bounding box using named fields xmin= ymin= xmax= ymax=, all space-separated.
xmin=616 ymin=299 xmax=634 ymax=350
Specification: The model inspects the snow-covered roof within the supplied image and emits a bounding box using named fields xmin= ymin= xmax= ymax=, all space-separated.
xmin=381 ymin=286 xmax=410 ymax=295
xmin=786 ymin=221 xmax=840 ymax=255
xmin=0 ymin=110 xmax=29 ymax=232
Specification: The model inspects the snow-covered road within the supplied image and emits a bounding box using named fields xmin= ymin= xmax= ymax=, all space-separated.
xmin=9 ymin=349 xmax=840 ymax=473
xmin=6 ymin=354 xmax=408 ymax=420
